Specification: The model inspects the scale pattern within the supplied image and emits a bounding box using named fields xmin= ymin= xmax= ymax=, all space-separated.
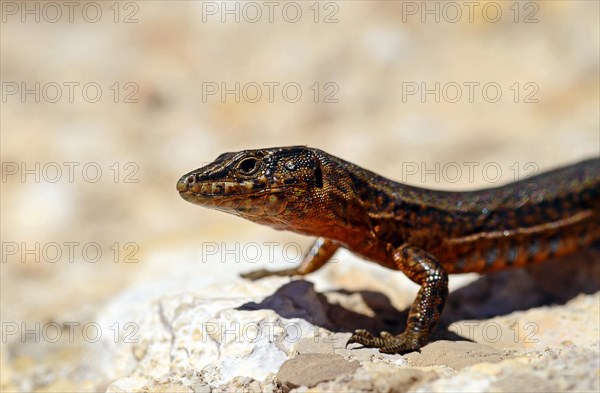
xmin=178 ymin=146 xmax=600 ymax=353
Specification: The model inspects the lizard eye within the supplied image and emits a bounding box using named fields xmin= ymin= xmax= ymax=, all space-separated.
xmin=236 ymin=157 xmax=262 ymax=176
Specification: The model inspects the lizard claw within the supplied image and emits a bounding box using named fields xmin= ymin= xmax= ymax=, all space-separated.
xmin=240 ymin=269 xmax=271 ymax=280
xmin=346 ymin=329 xmax=383 ymax=348
xmin=352 ymin=329 xmax=374 ymax=339
xmin=346 ymin=329 xmax=423 ymax=354
xmin=240 ymin=268 xmax=299 ymax=281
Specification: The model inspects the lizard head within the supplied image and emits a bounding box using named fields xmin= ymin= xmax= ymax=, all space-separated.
xmin=177 ymin=146 xmax=328 ymax=230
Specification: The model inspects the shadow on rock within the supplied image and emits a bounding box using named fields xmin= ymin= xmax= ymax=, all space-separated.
xmin=442 ymin=246 xmax=600 ymax=320
xmin=237 ymin=280 xmax=402 ymax=334
xmin=237 ymin=246 xmax=599 ymax=343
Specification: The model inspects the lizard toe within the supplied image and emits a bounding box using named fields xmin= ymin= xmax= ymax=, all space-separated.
xmin=378 ymin=338 xmax=421 ymax=354
xmin=240 ymin=269 xmax=270 ymax=280
xmin=347 ymin=329 xmax=398 ymax=348
xmin=347 ymin=329 xmax=381 ymax=347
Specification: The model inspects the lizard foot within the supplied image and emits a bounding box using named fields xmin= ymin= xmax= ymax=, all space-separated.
xmin=240 ymin=268 xmax=298 ymax=281
xmin=346 ymin=329 xmax=423 ymax=354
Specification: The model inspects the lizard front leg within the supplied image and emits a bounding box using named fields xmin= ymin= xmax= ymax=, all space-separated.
xmin=347 ymin=245 xmax=449 ymax=353
xmin=241 ymin=237 xmax=339 ymax=280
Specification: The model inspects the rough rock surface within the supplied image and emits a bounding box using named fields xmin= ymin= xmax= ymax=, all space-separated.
xmin=2 ymin=2 xmax=599 ymax=392
xmin=96 ymin=247 xmax=599 ymax=392
xmin=2 ymin=243 xmax=598 ymax=392
xmin=276 ymin=353 xmax=360 ymax=391
xmin=404 ymin=341 xmax=512 ymax=369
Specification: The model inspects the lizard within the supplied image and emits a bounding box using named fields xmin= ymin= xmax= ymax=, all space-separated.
xmin=177 ymin=146 xmax=600 ymax=354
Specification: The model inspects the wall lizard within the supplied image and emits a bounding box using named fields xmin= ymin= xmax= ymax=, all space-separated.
xmin=177 ymin=146 xmax=600 ymax=353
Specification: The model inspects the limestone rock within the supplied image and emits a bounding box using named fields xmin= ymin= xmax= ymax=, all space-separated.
xmin=276 ymin=353 xmax=359 ymax=391
xmin=405 ymin=341 xmax=512 ymax=370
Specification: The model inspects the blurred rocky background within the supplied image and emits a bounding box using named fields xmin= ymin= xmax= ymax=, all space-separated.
xmin=1 ymin=1 xmax=599 ymax=392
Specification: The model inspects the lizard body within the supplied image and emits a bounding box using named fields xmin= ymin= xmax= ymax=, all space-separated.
xmin=177 ymin=146 xmax=600 ymax=353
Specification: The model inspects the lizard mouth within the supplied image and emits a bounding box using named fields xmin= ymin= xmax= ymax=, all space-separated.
xmin=177 ymin=177 xmax=295 ymax=199
xmin=178 ymin=179 xmax=247 ymax=196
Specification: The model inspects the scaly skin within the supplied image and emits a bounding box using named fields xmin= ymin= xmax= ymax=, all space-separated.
xmin=177 ymin=146 xmax=600 ymax=353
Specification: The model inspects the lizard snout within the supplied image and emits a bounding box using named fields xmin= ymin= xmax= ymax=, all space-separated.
xmin=177 ymin=175 xmax=194 ymax=192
